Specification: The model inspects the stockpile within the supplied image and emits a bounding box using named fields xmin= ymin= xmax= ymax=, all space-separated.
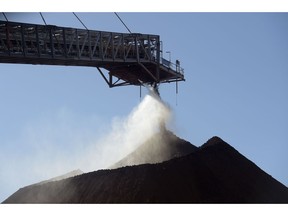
xmin=3 ymin=132 xmax=288 ymax=203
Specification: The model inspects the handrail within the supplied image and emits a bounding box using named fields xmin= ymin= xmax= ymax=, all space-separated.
xmin=160 ymin=57 xmax=184 ymax=75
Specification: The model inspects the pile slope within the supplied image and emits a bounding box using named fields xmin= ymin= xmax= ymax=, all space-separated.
xmin=110 ymin=129 xmax=198 ymax=168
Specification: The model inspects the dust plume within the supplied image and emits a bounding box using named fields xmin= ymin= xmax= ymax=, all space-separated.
xmin=79 ymin=88 xmax=172 ymax=171
xmin=0 ymin=87 xmax=173 ymax=202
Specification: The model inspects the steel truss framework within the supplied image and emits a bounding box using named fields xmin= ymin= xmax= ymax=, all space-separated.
xmin=0 ymin=21 xmax=184 ymax=87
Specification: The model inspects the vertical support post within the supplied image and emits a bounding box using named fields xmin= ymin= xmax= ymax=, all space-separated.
xmin=156 ymin=36 xmax=160 ymax=82
xmin=63 ymin=27 xmax=67 ymax=58
xmin=176 ymin=80 xmax=178 ymax=106
xmin=88 ymin=30 xmax=92 ymax=59
xmin=5 ymin=22 xmax=11 ymax=56
xmin=109 ymin=73 xmax=113 ymax=88
xmin=21 ymin=24 xmax=26 ymax=57
xmin=111 ymin=32 xmax=115 ymax=61
xmin=49 ymin=26 xmax=54 ymax=58
xmin=160 ymin=41 xmax=163 ymax=59
xmin=36 ymin=25 xmax=40 ymax=57
xmin=122 ymin=33 xmax=126 ymax=62
xmin=135 ymin=35 xmax=139 ymax=62
xmin=100 ymin=31 xmax=103 ymax=61
xmin=148 ymin=35 xmax=151 ymax=61
xmin=76 ymin=29 xmax=80 ymax=59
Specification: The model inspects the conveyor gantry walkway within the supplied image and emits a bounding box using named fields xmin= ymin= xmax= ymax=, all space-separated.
xmin=0 ymin=21 xmax=184 ymax=87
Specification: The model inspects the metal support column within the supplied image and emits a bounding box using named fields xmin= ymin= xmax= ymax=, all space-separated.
xmin=156 ymin=36 xmax=161 ymax=82
xmin=76 ymin=29 xmax=80 ymax=59
xmin=135 ymin=35 xmax=139 ymax=62
xmin=5 ymin=22 xmax=11 ymax=56
xmin=36 ymin=25 xmax=41 ymax=57
xmin=49 ymin=26 xmax=54 ymax=58
xmin=63 ymin=28 xmax=67 ymax=58
xmin=21 ymin=24 xmax=26 ymax=57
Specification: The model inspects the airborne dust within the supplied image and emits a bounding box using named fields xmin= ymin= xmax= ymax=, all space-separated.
xmin=78 ymin=87 xmax=172 ymax=172
xmin=1 ymin=86 xmax=173 ymax=202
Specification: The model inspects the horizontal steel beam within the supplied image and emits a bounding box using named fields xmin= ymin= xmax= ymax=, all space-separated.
xmin=0 ymin=20 xmax=185 ymax=87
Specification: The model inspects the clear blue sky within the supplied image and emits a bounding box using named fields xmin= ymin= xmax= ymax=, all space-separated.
xmin=0 ymin=12 xmax=287 ymax=202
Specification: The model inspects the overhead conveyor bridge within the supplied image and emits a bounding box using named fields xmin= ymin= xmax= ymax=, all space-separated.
xmin=0 ymin=21 xmax=184 ymax=87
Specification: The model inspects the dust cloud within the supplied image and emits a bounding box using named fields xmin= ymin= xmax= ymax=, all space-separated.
xmin=79 ymin=87 xmax=172 ymax=172
xmin=0 ymin=87 xmax=173 ymax=202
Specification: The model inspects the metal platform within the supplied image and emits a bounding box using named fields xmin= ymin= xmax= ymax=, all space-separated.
xmin=0 ymin=20 xmax=184 ymax=87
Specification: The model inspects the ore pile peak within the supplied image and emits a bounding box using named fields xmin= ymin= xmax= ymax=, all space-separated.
xmin=110 ymin=129 xmax=197 ymax=169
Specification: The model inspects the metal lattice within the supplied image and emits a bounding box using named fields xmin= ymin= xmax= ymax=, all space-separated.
xmin=0 ymin=21 xmax=184 ymax=87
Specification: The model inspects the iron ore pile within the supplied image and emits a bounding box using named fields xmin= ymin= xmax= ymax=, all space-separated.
xmin=3 ymin=129 xmax=288 ymax=203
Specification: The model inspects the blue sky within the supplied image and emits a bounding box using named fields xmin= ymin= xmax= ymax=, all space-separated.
xmin=0 ymin=12 xmax=287 ymax=202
